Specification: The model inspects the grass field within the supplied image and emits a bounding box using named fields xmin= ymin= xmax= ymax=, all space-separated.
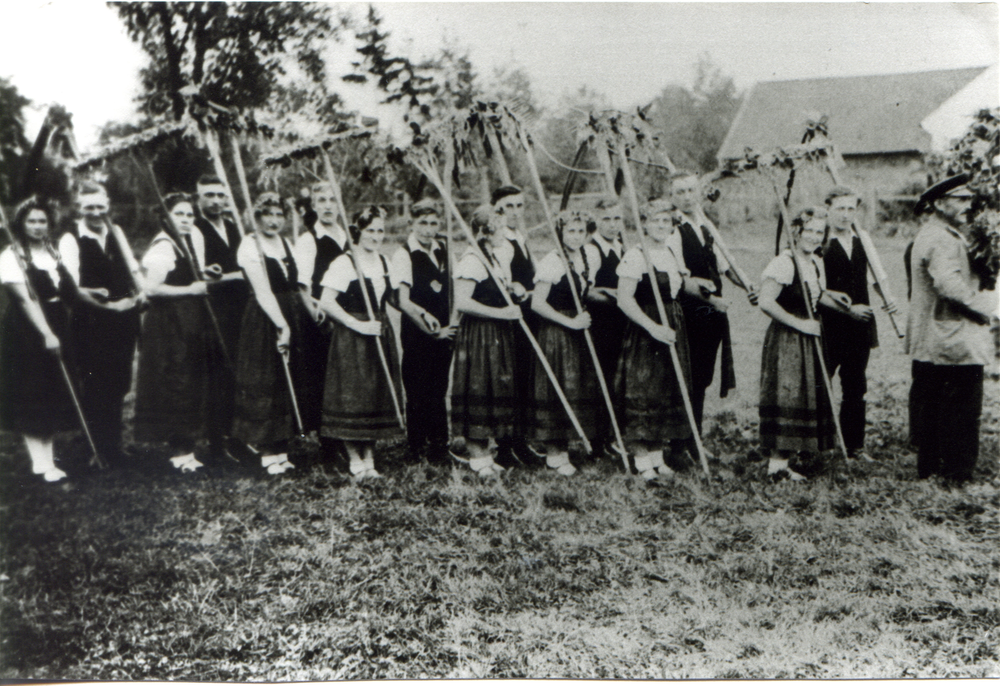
xmin=1 ymin=219 xmax=997 ymax=679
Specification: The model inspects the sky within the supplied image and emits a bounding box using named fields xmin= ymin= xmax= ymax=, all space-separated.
xmin=1 ymin=1 xmax=997 ymax=152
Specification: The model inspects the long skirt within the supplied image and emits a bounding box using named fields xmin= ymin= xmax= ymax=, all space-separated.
xmin=758 ymin=320 xmax=835 ymax=453
xmin=0 ymin=298 xmax=77 ymax=437
xmin=451 ymin=315 xmax=518 ymax=441
xmin=232 ymin=291 xmax=310 ymax=448
xmin=321 ymin=310 xmax=403 ymax=441
xmin=133 ymin=297 xmax=213 ymax=445
xmin=530 ymin=316 xmax=600 ymax=443
xmin=614 ymin=301 xmax=693 ymax=445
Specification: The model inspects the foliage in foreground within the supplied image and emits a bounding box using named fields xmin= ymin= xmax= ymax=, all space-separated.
xmin=0 ymin=377 xmax=997 ymax=680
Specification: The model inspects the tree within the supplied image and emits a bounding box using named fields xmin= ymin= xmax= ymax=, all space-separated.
xmin=489 ymin=66 xmax=541 ymax=122
xmin=112 ymin=2 xmax=346 ymax=121
xmin=928 ymin=108 xmax=1000 ymax=290
xmin=343 ymin=5 xmax=438 ymax=118
xmin=0 ymin=77 xmax=31 ymax=207
xmin=648 ymin=54 xmax=742 ymax=174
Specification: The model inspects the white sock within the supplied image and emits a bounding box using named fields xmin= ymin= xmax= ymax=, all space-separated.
xmin=469 ymin=455 xmax=495 ymax=473
xmin=546 ymin=451 xmax=572 ymax=469
xmin=634 ymin=453 xmax=654 ymax=473
xmin=768 ymin=457 xmax=789 ymax=473
xmin=24 ymin=435 xmax=55 ymax=475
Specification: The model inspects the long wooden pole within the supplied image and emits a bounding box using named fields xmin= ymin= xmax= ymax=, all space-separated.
xmin=319 ymin=148 xmax=405 ymax=430
xmin=516 ymin=126 xmax=628 ymax=468
xmin=616 ymin=143 xmax=710 ymax=477
xmin=0 ymin=206 xmax=105 ymax=469
xmin=414 ymin=151 xmax=592 ymax=453
xmin=767 ymin=171 xmax=849 ymax=459
xmin=133 ymin=150 xmax=233 ymax=371
xmin=817 ymin=142 xmax=904 ymax=338
xmin=443 ymin=143 xmax=457 ymax=324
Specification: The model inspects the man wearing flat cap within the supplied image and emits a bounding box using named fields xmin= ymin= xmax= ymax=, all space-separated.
xmin=906 ymin=174 xmax=996 ymax=483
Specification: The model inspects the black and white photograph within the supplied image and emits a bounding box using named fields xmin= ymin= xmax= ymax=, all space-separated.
xmin=0 ymin=0 xmax=997 ymax=679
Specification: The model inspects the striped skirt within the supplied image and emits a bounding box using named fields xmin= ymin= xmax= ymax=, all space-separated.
xmin=530 ymin=315 xmax=600 ymax=443
xmin=450 ymin=315 xmax=518 ymax=441
xmin=133 ymin=297 xmax=213 ymax=444
xmin=758 ymin=320 xmax=835 ymax=453
xmin=232 ymin=292 xmax=309 ymax=448
xmin=321 ymin=310 xmax=404 ymax=441
xmin=614 ymin=300 xmax=693 ymax=445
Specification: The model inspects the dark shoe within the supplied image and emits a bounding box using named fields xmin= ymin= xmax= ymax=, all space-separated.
xmin=511 ymin=440 xmax=546 ymax=468
xmin=426 ymin=444 xmax=451 ymax=466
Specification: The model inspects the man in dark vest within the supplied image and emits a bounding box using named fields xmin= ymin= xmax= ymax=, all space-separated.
xmin=588 ymin=196 xmax=627 ymax=456
xmin=294 ymin=181 xmax=350 ymax=449
xmin=58 ymin=181 xmax=143 ymax=466
xmin=193 ymin=174 xmax=249 ymax=463
xmin=670 ymin=171 xmax=755 ymax=437
xmin=390 ymin=199 xmax=455 ymax=464
xmin=823 ymin=187 xmax=897 ymax=461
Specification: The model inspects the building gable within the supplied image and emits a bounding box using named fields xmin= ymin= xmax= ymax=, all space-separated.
xmin=718 ymin=67 xmax=989 ymax=161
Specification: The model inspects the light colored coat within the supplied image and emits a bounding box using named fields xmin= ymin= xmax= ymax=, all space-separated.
xmin=905 ymin=216 xmax=995 ymax=366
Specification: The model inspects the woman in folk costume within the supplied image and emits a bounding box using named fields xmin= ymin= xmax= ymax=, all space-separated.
xmin=529 ymin=209 xmax=602 ymax=476
xmin=614 ymin=201 xmax=694 ymax=481
xmin=132 ymin=194 xmax=215 ymax=473
xmin=232 ymin=193 xmax=313 ymax=475
xmin=319 ymin=206 xmax=403 ymax=479
xmin=450 ymin=205 xmax=522 ymax=477
xmin=758 ymin=207 xmax=838 ymax=480
xmin=0 ymin=198 xmax=77 ymax=482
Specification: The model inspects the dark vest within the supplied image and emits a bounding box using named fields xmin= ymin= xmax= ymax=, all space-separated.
xmin=508 ymin=237 xmax=534 ymax=291
xmin=546 ymin=254 xmax=589 ymax=313
xmin=822 ymin=233 xmax=877 ymax=347
xmin=262 ymin=238 xmax=299 ymax=296
xmin=470 ymin=254 xmax=509 ymax=310
xmin=73 ymin=226 xmax=134 ymax=299
xmin=678 ymin=221 xmax=723 ymax=294
xmin=591 ymin=237 xmax=621 ymax=289
xmin=159 ymin=238 xmax=198 ymax=287
xmin=311 ymin=234 xmax=346 ymax=299
xmin=823 ymin=235 xmax=870 ymax=306
xmin=196 ymin=216 xmax=241 ymax=273
xmin=775 ymin=257 xmax=819 ymax=320
xmin=24 ymin=261 xmax=70 ymax=303
xmin=404 ymin=241 xmax=449 ymax=325
xmin=634 ymin=269 xmax=676 ymax=311
xmin=334 ymin=255 xmax=391 ymax=319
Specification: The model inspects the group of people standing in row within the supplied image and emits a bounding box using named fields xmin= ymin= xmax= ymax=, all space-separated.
xmin=0 ymin=169 xmax=992 ymax=485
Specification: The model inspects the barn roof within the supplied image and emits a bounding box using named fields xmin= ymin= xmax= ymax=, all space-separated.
xmin=717 ymin=67 xmax=989 ymax=161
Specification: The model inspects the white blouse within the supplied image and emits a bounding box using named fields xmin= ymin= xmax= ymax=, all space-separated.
xmin=321 ymin=252 xmax=389 ymax=303
xmin=0 ymin=246 xmax=61 ymax=286
xmin=616 ymin=245 xmax=689 ymax=300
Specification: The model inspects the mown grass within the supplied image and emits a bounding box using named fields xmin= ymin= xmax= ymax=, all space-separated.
xmin=1 ymin=218 xmax=997 ymax=679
